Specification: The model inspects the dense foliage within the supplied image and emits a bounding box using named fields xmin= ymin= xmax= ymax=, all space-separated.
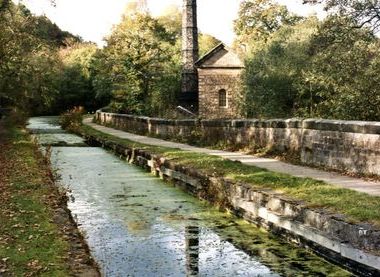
xmin=0 ymin=2 xmax=220 ymax=117
xmin=234 ymin=0 xmax=302 ymax=52
xmin=57 ymin=42 xmax=101 ymax=113
xmin=93 ymin=5 xmax=220 ymax=116
xmin=95 ymin=9 xmax=181 ymax=115
xmin=304 ymin=0 xmax=380 ymax=31
xmin=0 ymin=1 xmax=58 ymax=114
xmin=1 ymin=0 xmax=379 ymax=121
xmin=237 ymin=0 xmax=380 ymax=121
xmin=242 ymin=17 xmax=318 ymax=118
xmin=0 ymin=1 xmax=90 ymax=115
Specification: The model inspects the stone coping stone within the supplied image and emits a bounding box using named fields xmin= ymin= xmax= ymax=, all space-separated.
xmin=231 ymin=120 xmax=251 ymax=128
xmin=134 ymin=116 xmax=150 ymax=123
xmin=303 ymin=119 xmax=380 ymax=134
xmin=201 ymin=120 xmax=232 ymax=128
xmin=284 ymin=118 xmax=304 ymax=129
xmin=174 ymin=119 xmax=198 ymax=127
xmin=96 ymin=112 xmax=380 ymax=134
xmin=109 ymin=114 xmax=131 ymax=118
xmin=267 ymin=119 xmax=287 ymax=128
xmin=148 ymin=118 xmax=172 ymax=125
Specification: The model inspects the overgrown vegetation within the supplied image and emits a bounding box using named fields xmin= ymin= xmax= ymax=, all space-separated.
xmin=0 ymin=1 xmax=220 ymax=118
xmin=3 ymin=0 xmax=378 ymax=120
xmin=79 ymin=123 xmax=380 ymax=227
xmin=59 ymin=106 xmax=85 ymax=132
xmin=0 ymin=0 xmax=84 ymax=115
xmin=236 ymin=0 xmax=380 ymax=121
xmin=93 ymin=4 xmax=220 ymax=116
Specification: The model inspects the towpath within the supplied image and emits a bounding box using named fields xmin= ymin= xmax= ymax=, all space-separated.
xmin=84 ymin=118 xmax=380 ymax=196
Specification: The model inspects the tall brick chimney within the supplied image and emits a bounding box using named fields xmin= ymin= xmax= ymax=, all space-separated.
xmin=180 ymin=0 xmax=199 ymax=112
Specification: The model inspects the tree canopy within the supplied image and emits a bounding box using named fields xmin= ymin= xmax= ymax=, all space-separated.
xmin=304 ymin=0 xmax=380 ymax=31
xmin=1 ymin=0 xmax=379 ymax=121
xmin=234 ymin=0 xmax=302 ymax=52
xmin=0 ymin=2 xmax=220 ymax=117
xmin=92 ymin=5 xmax=222 ymax=116
xmin=97 ymin=10 xmax=181 ymax=115
xmin=0 ymin=1 xmax=99 ymax=114
xmin=0 ymin=2 xmax=61 ymax=114
xmin=243 ymin=17 xmax=319 ymax=118
xmin=239 ymin=0 xmax=380 ymax=120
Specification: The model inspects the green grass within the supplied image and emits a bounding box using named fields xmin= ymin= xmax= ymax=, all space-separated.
xmin=80 ymin=123 xmax=380 ymax=227
xmin=0 ymin=124 xmax=70 ymax=276
xmin=81 ymin=124 xmax=175 ymax=154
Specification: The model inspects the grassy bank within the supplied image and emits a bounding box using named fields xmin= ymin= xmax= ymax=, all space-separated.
xmin=0 ymin=119 xmax=98 ymax=276
xmin=80 ymin=123 xmax=380 ymax=228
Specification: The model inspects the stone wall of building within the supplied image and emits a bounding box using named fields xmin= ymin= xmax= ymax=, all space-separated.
xmin=95 ymin=111 xmax=380 ymax=176
xmin=198 ymin=69 xmax=242 ymax=119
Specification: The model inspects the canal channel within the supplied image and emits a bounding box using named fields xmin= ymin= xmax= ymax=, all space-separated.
xmin=27 ymin=117 xmax=352 ymax=276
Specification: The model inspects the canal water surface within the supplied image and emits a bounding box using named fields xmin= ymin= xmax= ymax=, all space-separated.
xmin=27 ymin=117 xmax=352 ymax=276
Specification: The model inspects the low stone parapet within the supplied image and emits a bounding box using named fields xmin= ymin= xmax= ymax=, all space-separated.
xmin=95 ymin=111 xmax=380 ymax=176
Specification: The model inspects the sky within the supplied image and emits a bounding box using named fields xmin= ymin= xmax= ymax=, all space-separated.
xmin=16 ymin=0 xmax=325 ymax=46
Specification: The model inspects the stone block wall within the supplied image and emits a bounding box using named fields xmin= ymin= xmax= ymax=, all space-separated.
xmin=95 ymin=112 xmax=380 ymax=176
xmin=301 ymin=120 xmax=380 ymax=175
xmin=198 ymin=69 xmax=242 ymax=119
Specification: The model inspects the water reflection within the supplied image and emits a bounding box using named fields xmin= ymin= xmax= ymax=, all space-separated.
xmin=27 ymin=117 xmax=352 ymax=277
xmin=186 ymin=225 xmax=199 ymax=276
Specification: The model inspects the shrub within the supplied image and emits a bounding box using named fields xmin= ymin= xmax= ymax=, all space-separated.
xmin=59 ymin=106 xmax=85 ymax=132
xmin=2 ymin=108 xmax=28 ymax=127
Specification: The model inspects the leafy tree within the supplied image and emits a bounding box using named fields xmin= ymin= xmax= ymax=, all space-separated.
xmin=0 ymin=0 xmax=11 ymax=13
xmin=96 ymin=9 xmax=181 ymax=115
xmin=55 ymin=42 xmax=102 ymax=113
xmin=157 ymin=5 xmax=222 ymax=56
xmin=234 ymin=0 xmax=302 ymax=52
xmin=304 ymin=0 xmax=380 ymax=31
xmin=242 ymin=17 xmax=319 ymax=118
xmin=32 ymin=15 xmax=80 ymax=46
xmin=94 ymin=5 xmax=222 ymax=116
xmin=242 ymin=12 xmax=380 ymax=121
xmin=0 ymin=2 xmax=60 ymax=114
xmin=90 ymin=50 xmax=113 ymax=108
xmin=157 ymin=5 xmax=182 ymax=42
xmin=199 ymin=33 xmax=221 ymax=56
xmin=301 ymin=15 xmax=380 ymax=120
xmin=0 ymin=2 xmax=82 ymax=115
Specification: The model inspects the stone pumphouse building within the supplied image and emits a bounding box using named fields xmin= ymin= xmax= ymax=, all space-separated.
xmin=180 ymin=0 xmax=244 ymax=119
xmin=196 ymin=44 xmax=244 ymax=119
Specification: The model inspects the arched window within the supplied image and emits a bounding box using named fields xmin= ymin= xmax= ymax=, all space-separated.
xmin=218 ymin=89 xmax=227 ymax=107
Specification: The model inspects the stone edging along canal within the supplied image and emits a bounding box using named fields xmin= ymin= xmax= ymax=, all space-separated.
xmin=81 ymin=132 xmax=380 ymax=276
